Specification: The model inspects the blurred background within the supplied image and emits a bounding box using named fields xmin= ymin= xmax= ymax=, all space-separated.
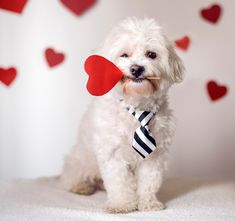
xmin=0 ymin=0 xmax=234 ymax=180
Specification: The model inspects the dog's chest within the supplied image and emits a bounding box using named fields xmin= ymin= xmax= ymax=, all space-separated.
xmin=94 ymin=97 xmax=162 ymax=146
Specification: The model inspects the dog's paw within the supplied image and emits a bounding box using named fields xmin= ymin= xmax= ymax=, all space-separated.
xmin=104 ymin=199 xmax=138 ymax=213
xmin=70 ymin=181 xmax=96 ymax=195
xmin=138 ymin=198 xmax=165 ymax=211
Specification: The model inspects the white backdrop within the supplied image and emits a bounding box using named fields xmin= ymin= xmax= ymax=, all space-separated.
xmin=0 ymin=0 xmax=234 ymax=180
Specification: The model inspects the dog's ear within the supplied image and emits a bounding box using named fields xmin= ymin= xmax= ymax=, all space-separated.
xmin=167 ymin=44 xmax=185 ymax=83
xmin=97 ymin=29 xmax=121 ymax=61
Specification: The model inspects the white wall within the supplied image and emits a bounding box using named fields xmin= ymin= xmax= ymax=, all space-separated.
xmin=0 ymin=0 xmax=234 ymax=180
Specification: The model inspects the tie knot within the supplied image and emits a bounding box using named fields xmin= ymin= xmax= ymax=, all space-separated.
xmin=127 ymin=106 xmax=155 ymax=127
xmin=126 ymin=105 xmax=158 ymax=158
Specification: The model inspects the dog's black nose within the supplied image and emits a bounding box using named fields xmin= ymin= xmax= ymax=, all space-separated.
xmin=130 ymin=64 xmax=145 ymax=78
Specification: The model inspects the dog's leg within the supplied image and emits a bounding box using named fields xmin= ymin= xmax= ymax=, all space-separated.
xmin=60 ymin=146 xmax=100 ymax=195
xmin=99 ymin=154 xmax=138 ymax=213
xmin=137 ymin=156 xmax=165 ymax=211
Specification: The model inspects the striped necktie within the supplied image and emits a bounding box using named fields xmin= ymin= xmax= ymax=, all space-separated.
xmin=127 ymin=106 xmax=158 ymax=158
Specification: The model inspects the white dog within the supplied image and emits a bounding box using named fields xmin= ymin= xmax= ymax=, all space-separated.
xmin=60 ymin=17 xmax=184 ymax=213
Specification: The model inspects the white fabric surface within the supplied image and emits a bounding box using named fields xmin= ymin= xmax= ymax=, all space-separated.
xmin=0 ymin=177 xmax=234 ymax=221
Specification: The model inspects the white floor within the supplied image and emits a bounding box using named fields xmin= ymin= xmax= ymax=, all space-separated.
xmin=0 ymin=177 xmax=234 ymax=221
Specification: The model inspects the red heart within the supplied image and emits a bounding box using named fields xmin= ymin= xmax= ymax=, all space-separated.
xmin=60 ymin=0 xmax=96 ymax=16
xmin=0 ymin=0 xmax=27 ymax=14
xmin=200 ymin=4 xmax=222 ymax=24
xmin=84 ymin=55 xmax=123 ymax=96
xmin=175 ymin=36 xmax=190 ymax=51
xmin=0 ymin=67 xmax=17 ymax=86
xmin=207 ymin=80 xmax=228 ymax=101
xmin=45 ymin=48 xmax=65 ymax=68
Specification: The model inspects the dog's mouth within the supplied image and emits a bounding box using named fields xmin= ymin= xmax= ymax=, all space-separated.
xmin=121 ymin=76 xmax=145 ymax=83
xmin=121 ymin=76 xmax=152 ymax=83
xmin=129 ymin=78 xmax=146 ymax=83
xmin=120 ymin=75 xmax=160 ymax=96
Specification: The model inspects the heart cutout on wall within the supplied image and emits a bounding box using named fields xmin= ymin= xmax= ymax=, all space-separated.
xmin=0 ymin=0 xmax=28 ymax=14
xmin=84 ymin=55 xmax=123 ymax=96
xmin=60 ymin=0 xmax=97 ymax=16
xmin=207 ymin=80 xmax=228 ymax=101
xmin=175 ymin=36 xmax=190 ymax=51
xmin=0 ymin=67 xmax=17 ymax=86
xmin=45 ymin=48 xmax=65 ymax=68
xmin=200 ymin=4 xmax=222 ymax=24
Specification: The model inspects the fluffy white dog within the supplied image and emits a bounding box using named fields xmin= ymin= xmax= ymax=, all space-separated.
xmin=60 ymin=17 xmax=184 ymax=213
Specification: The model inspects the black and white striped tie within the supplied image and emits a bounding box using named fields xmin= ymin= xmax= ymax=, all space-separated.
xmin=127 ymin=106 xmax=158 ymax=158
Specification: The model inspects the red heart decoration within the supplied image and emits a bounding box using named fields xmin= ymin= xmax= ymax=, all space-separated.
xmin=45 ymin=48 xmax=65 ymax=68
xmin=0 ymin=67 xmax=17 ymax=86
xmin=175 ymin=36 xmax=190 ymax=51
xmin=84 ymin=55 xmax=123 ymax=96
xmin=207 ymin=80 xmax=228 ymax=101
xmin=60 ymin=0 xmax=97 ymax=16
xmin=200 ymin=4 xmax=222 ymax=24
xmin=0 ymin=0 xmax=27 ymax=14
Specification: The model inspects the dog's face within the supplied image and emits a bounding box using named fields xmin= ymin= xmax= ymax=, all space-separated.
xmin=101 ymin=18 xmax=184 ymax=98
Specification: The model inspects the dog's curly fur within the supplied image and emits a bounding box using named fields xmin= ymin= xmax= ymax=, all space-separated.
xmin=60 ymin=17 xmax=184 ymax=213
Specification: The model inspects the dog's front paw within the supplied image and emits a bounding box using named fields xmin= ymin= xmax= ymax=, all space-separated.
xmin=70 ymin=181 xmax=96 ymax=195
xmin=138 ymin=198 xmax=165 ymax=211
xmin=104 ymin=199 xmax=138 ymax=213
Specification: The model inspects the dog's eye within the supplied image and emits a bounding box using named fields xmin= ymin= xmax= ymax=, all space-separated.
xmin=120 ymin=53 xmax=128 ymax=58
xmin=146 ymin=51 xmax=157 ymax=59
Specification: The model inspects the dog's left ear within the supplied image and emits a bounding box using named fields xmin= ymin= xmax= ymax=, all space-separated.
xmin=167 ymin=44 xmax=185 ymax=83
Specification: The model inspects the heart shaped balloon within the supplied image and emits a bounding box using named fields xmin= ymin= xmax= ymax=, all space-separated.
xmin=45 ymin=48 xmax=65 ymax=68
xmin=200 ymin=4 xmax=222 ymax=24
xmin=60 ymin=0 xmax=97 ymax=16
xmin=207 ymin=80 xmax=228 ymax=101
xmin=0 ymin=0 xmax=28 ymax=14
xmin=175 ymin=36 xmax=190 ymax=51
xmin=0 ymin=67 xmax=17 ymax=86
xmin=84 ymin=55 xmax=123 ymax=96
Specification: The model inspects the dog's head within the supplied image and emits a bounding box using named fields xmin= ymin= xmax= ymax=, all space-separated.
xmin=100 ymin=18 xmax=184 ymax=98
